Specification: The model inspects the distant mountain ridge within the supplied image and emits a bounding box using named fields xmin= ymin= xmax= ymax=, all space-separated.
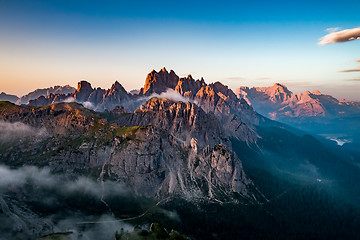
xmin=0 ymin=92 xmax=18 ymax=103
xmin=236 ymin=83 xmax=360 ymax=120
xmin=16 ymin=85 xmax=76 ymax=105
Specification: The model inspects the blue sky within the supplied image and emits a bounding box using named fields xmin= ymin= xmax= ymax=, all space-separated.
xmin=1 ymin=0 xmax=360 ymax=100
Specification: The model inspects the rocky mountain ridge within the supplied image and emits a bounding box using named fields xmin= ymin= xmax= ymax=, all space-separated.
xmin=16 ymin=85 xmax=76 ymax=105
xmin=0 ymin=92 xmax=19 ymax=103
xmin=20 ymin=68 xmax=259 ymax=143
xmin=236 ymin=83 xmax=360 ymax=120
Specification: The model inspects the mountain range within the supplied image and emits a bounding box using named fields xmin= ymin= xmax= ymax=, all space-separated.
xmin=237 ymin=83 xmax=360 ymax=120
xmin=4 ymin=69 xmax=359 ymax=125
xmin=1 ymin=68 xmax=360 ymax=239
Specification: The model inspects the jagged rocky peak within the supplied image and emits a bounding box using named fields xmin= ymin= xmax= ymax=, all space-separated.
xmin=104 ymin=81 xmax=129 ymax=98
xmin=88 ymin=87 xmax=106 ymax=103
xmin=312 ymin=90 xmax=321 ymax=95
xmin=76 ymin=80 xmax=93 ymax=91
xmin=210 ymin=81 xmax=238 ymax=101
xmin=268 ymin=83 xmax=292 ymax=96
xmin=74 ymin=80 xmax=94 ymax=102
xmin=139 ymin=67 xmax=179 ymax=95
xmin=195 ymin=85 xmax=220 ymax=112
xmin=97 ymin=81 xmax=133 ymax=111
xmin=237 ymin=83 xmax=293 ymax=104
xmin=175 ymin=75 xmax=206 ymax=97
xmin=110 ymin=81 xmax=127 ymax=93
xmin=273 ymin=82 xmax=286 ymax=88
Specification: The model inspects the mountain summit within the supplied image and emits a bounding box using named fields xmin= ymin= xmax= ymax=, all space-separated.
xmin=139 ymin=67 xmax=179 ymax=95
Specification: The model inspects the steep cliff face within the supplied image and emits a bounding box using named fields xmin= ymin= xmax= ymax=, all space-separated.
xmin=0 ymin=101 xmax=254 ymax=201
xmin=106 ymin=126 xmax=251 ymax=199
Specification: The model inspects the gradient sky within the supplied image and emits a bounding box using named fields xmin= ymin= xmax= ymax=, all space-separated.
xmin=1 ymin=0 xmax=360 ymax=100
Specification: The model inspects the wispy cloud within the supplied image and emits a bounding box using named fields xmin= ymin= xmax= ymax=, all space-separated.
xmin=339 ymin=68 xmax=360 ymax=73
xmin=149 ymin=88 xmax=195 ymax=104
xmin=0 ymin=164 xmax=180 ymax=239
xmin=344 ymin=78 xmax=360 ymax=81
xmin=319 ymin=27 xmax=360 ymax=45
xmin=325 ymin=27 xmax=341 ymax=33
xmin=339 ymin=59 xmax=360 ymax=72
xmin=0 ymin=165 xmax=133 ymax=239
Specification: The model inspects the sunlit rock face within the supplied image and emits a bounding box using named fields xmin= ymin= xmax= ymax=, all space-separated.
xmin=139 ymin=67 xmax=180 ymax=95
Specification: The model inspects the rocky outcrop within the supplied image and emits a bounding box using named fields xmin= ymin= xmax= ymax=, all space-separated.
xmin=0 ymin=92 xmax=19 ymax=103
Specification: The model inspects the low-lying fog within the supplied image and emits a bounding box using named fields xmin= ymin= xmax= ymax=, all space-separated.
xmin=0 ymin=165 xmax=178 ymax=240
